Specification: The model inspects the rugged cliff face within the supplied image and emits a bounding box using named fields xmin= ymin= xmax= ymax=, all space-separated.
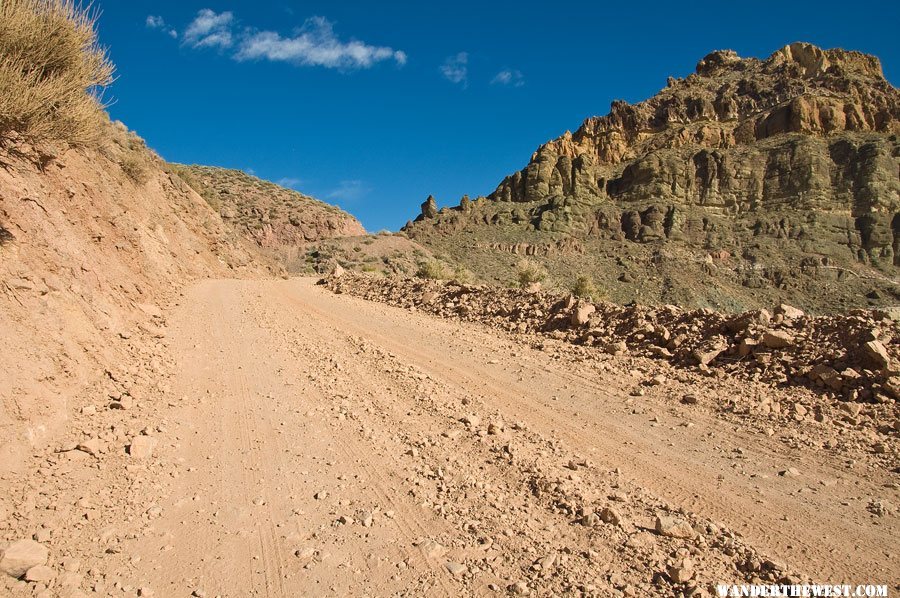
xmin=405 ymin=43 xmax=900 ymax=312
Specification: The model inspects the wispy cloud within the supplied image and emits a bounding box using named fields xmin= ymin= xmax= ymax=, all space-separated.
xmin=168 ymin=9 xmax=405 ymax=70
xmin=492 ymin=69 xmax=524 ymax=87
xmin=237 ymin=17 xmax=406 ymax=69
xmin=183 ymin=9 xmax=234 ymax=49
xmin=277 ymin=177 xmax=304 ymax=189
xmin=440 ymin=52 xmax=468 ymax=86
xmin=146 ymin=15 xmax=177 ymax=38
xmin=327 ymin=180 xmax=370 ymax=202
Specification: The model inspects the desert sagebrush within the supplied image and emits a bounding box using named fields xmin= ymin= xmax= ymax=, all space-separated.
xmin=416 ymin=259 xmax=453 ymax=280
xmin=570 ymin=275 xmax=601 ymax=300
xmin=0 ymin=0 xmax=114 ymax=146
xmin=120 ymin=153 xmax=150 ymax=185
xmin=516 ymin=259 xmax=547 ymax=288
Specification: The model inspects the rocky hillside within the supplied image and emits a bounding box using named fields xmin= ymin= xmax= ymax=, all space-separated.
xmin=172 ymin=165 xmax=366 ymax=269
xmin=404 ymin=43 xmax=900 ymax=313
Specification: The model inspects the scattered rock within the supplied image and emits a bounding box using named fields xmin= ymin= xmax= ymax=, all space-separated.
xmin=76 ymin=438 xmax=103 ymax=456
xmin=600 ymin=507 xmax=623 ymax=526
xmin=776 ymin=304 xmax=805 ymax=320
xmin=416 ymin=539 xmax=445 ymax=559
xmin=571 ymin=303 xmax=596 ymax=327
xmin=581 ymin=512 xmax=599 ymax=526
xmin=692 ymin=342 xmax=726 ymax=366
xmin=24 ymin=565 xmax=55 ymax=583
xmin=444 ymin=561 xmax=467 ymax=577
xmin=867 ymin=499 xmax=894 ymax=517
xmin=666 ymin=556 xmax=695 ymax=583
xmin=654 ymin=516 xmax=695 ymax=539
xmin=128 ymin=436 xmax=157 ymax=459
xmin=461 ymin=414 xmax=481 ymax=427
xmin=863 ymin=340 xmax=891 ymax=370
xmin=763 ymin=330 xmax=794 ymax=349
xmin=0 ymin=539 xmax=48 ymax=579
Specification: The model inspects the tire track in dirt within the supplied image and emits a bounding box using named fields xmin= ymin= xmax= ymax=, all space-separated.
xmin=114 ymin=279 xmax=897 ymax=596
xmin=245 ymin=292 xmax=459 ymax=596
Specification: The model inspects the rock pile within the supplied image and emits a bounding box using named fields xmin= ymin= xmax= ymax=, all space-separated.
xmin=324 ymin=273 xmax=900 ymax=404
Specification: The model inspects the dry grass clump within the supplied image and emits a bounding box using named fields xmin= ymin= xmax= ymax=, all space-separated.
xmin=451 ymin=267 xmax=475 ymax=284
xmin=166 ymin=163 xmax=207 ymax=195
xmin=516 ymin=259 xmax=547 ymax=288
xmin=416 ymin=259 xmax=454 ymax=280
xmin=120 ymin=153 xmax=150 ymax=185
xmin=570 ymin=275 xmax=601 ymax=300
xmin=416 ymin=259 xmax=476 ymax=283
xmin=0 ymin=0 xmax=114 ymax=147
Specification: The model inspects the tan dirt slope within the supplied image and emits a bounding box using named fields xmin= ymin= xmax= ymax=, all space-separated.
xmin=0 ymin=124 xmax=266 ymax=471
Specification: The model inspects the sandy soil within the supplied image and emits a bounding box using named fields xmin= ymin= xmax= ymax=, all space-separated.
xmin=2 ymin=278 xmax=897 ymax=596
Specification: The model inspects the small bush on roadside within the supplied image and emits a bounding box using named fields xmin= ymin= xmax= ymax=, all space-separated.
xmin=0 ymin=0 xmax=114 ymax=147
xmin=516 ymin=259 xmax=547 ymax=288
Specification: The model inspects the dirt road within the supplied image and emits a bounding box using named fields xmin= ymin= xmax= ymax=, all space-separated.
xmin=4 ymin=278 xmax=897 ymax=596
xmin=0 ymin=279 xmax=900 ymax=598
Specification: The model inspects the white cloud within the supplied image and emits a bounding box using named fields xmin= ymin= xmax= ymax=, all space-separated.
xmin=146 ymin=15 xmax=177 ymax=38
xmin=277 ymin=177 xmax=304 ymax=189
xmin=236 ymin=17 xmax=406 ymax=69
xmin=440 ymin=52 xmax=468 ymax=86
xmin=492 ymin=69 xmax=524 ymax=87
xmin=327 ymin=180 xmax=370 ymax=202
xmin=183 ymin=9 xmax=234 ymax=49
xmin=165 ymin=11 xmax=405 ymax=70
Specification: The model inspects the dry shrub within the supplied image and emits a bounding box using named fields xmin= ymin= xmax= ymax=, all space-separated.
xmin=166 ymin=163 xmax=206 ymax=196
xmin=516 ymin=259 xmax=547 ymax=288
xmin=570 ymin=275 xmax=601 ymax=300
xmin=0 ymin=0 xmax=114 ymax=147
xmin=416 ymin=259 xmax=453 ymax=280
xmin=451 ymin=267 xmax=475 ymax=284
xmin=120 ymin=153 xmax=150 ymax=185
xmin=416 ymin=259 xmax=475 ymax=283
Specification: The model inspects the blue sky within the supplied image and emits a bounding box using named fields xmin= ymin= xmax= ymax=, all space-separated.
xmin=98 ymin=1 xmax=900 ymax=231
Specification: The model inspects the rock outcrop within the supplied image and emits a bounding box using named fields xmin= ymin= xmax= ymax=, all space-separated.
xmin=404 ymin=43 xmax=900 ymax=312
xmin=492 ymin=44 xmax=897 ymax=228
